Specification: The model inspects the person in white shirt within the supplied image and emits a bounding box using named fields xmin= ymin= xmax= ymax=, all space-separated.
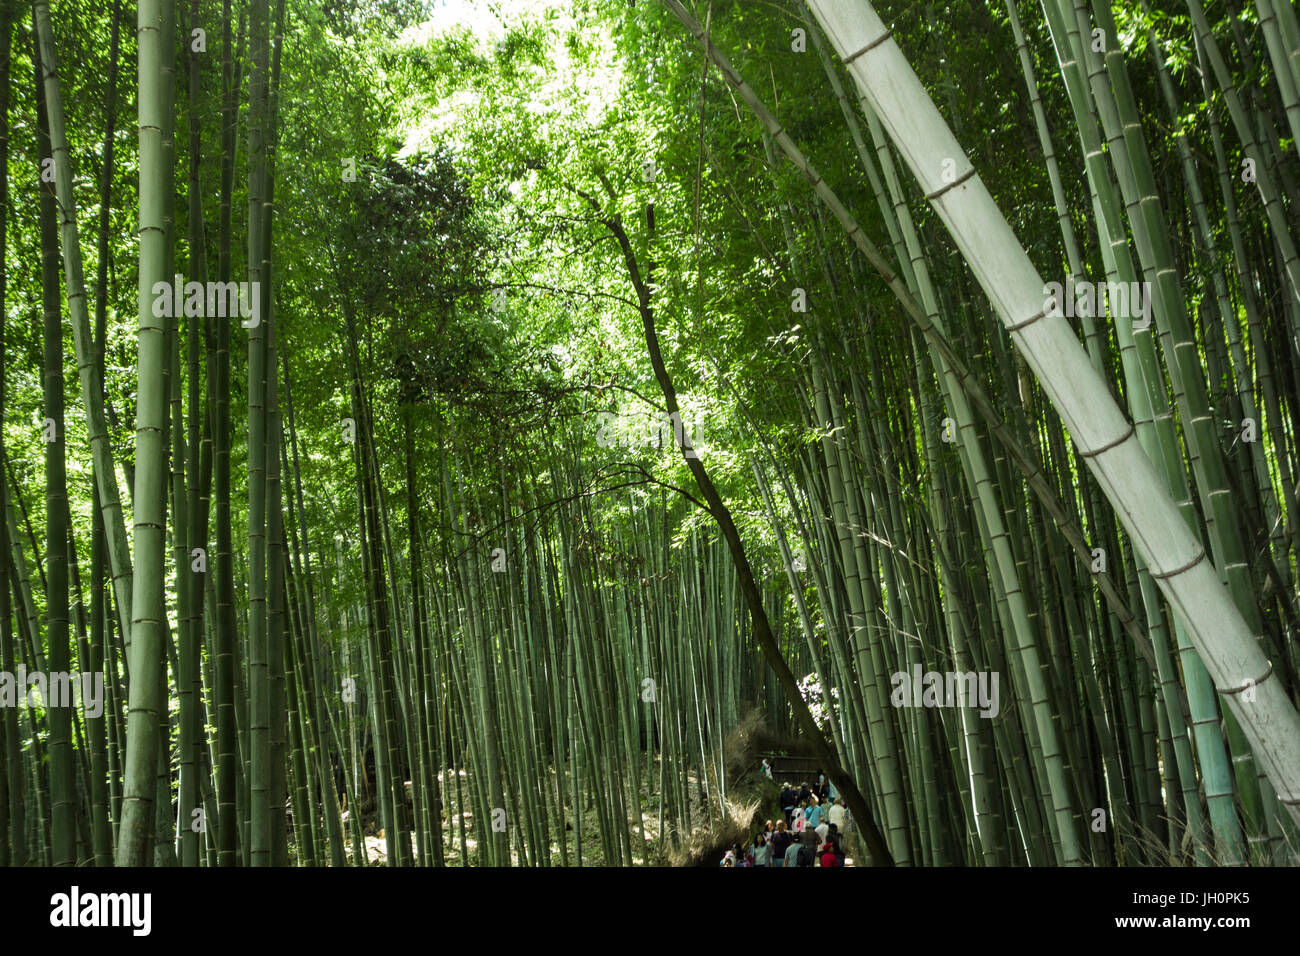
xmin=827 ymin=798 xmax=847 ymax=831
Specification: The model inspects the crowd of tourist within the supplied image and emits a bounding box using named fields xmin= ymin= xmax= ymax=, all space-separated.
xmin=718 ymin=768 xmax=853 ymax=867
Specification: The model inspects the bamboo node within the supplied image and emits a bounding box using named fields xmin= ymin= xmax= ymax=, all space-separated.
xmin=1006 ymin=306 xmax=1049 ymax=333
xmin=924 ymin=166 xmax=976 ymax=201
xmin=1148 ymin=547 xmax=1206 ymax=580
xmin=1220 ymin=660 xmax=1273 ymax=696
xmin=842 ymin=29 xmax=893 ymax=66
xmin=1077 ymin=421 xmax=1135 ymax=460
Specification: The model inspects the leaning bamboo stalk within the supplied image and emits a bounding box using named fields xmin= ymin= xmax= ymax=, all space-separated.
xmin=1184 ymin=0 xmax=1300 ymax=309
xmin=666 ymin=0 xmax=1156 ymax=684
xmin=33 ymin=0 xmax=133 ymax=648
xmin=1255 ymin=0 xmax=1300 ymax=153
xmin=803 ymin=0 xmax=1300 ymax=824
xmin=1042 ymin=0 xmax=1248 ymax=860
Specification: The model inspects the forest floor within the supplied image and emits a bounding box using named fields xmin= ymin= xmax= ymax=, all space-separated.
xmin=338 ymin=745 xmax=856 ymax=866
xmin=344 ymin=759 xmax=721 ymax=866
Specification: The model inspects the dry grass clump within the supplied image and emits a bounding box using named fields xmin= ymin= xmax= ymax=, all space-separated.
xmin=667 ymin=795 xmax=764 ymax=867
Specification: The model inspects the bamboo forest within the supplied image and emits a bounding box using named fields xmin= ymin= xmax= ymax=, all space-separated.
xmin=1 ymin=0 xmax=1300 ymax=877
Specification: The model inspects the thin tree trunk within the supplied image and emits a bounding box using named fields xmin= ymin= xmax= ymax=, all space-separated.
xmin=581 ymin=172 xmax=894 ymax=863
xmin=34 ymin=30 xmax=74 ymax=865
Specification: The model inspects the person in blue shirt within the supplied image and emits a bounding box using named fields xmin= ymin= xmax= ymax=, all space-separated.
xmin=805 ymin=796 xmax=824 ymax=828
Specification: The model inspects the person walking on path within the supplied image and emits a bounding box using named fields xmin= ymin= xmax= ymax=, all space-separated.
xmin=827 ymin=797 xmax=846 ymax=832
xmin=828 ymin=797 xmax=852 ymax=853
xmin=805 ymin=795 xmax=824 ymax=829
xmin=770 ymin=820 xmax=792 ymax=868
xmin=828 ymin=805 xmax=852 ymax=864
xmin=795 ymin=832 xmax=818 ymax=867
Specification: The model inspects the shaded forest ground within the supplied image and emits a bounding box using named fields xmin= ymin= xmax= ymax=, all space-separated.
xmin=333 ymin=709 xmax=842 ymax=866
